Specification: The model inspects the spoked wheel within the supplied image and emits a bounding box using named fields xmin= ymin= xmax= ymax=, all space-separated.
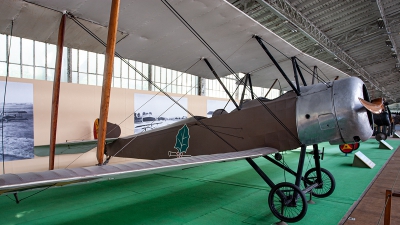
xmin=303 ymin=168 xmax=335 ymax=198
xmin=268 ymin=182 xmax=307 ymax=223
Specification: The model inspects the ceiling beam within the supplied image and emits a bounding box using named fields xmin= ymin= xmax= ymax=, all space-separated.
xmin=253 ymin=0 xmax=395 ymax=101
xmin=376 ymin=0 xmax=400 ymax=65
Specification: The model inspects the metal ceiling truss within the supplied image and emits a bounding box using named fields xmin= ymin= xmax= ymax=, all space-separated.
xmin=253 ymin=0 xmax=395 ymax=101
xmin=371 ymin=67 xmax=400 ymax=79
xmin=332 ymin=23 xmax=382 ymax=46
xmin=376 ymin=0 xmax=400 ymax=65
xmin=361 ymin=52 xmax=396 ymax=67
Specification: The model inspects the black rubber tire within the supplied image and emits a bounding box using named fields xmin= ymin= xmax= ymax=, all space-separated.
xmin=375 ymin=132 xmax=387 ymax=141
xmin=268 ymin=182 xmax=307 ymax=223
xmin=303 ymin=168 xmax=335 ymax=198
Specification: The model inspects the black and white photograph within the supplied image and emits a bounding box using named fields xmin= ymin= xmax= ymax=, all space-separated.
xmin=0 ymin=81 xmax=34 ymax=161
xmin=134 ymin=93 xmax=188 ymax=133
xmin=206 ymin=99 xmax=235 ymax=118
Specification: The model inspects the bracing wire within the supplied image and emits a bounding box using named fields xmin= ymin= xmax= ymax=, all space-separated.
xmin=317 ymin=66 xmax=331 ymax=82
xmin=2 ymin=20 xmax=13 ymax=174
xmin=106 ymin=59 xmax=202 ymax=137
xmin=161 ymin=0 xmax=301 ymax=145
xmin=65 ymin=59 xmax=202 ymax=144
xmin=110 ymin=84 xmax=199 ymax=160
xmin=67 ymin=13 xmax=241 ymax=153
xmin=222 ymin=76 xmax=245 ymax=112
xmin=295 ymin=57 xmax=330 ymax=84
xmin=258 ymin=38 xmax=330 ymax=86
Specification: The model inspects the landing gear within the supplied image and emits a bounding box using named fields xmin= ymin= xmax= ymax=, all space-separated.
xmin=247 ymin=144 xmax=335 ymax=223
xmin=303 ymin=168 xmax=335 ymax=198
xmin=375 ymin=132 xmax=387 ymax=141
xmin=268 ymin=182 xmax=307 ymax=223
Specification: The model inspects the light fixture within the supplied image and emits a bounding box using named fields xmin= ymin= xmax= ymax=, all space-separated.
xmin=391 ymin=52 xmax=397 ymax=58
xmin=396 ymin=63 xmax=400 ymax=68
xmin=377 ymin=18 xmax=385 ymax=29
xmin=386 ymin=39 xmax=392 ymax=47
xmin=283 ymin=21 xmax=298 ymax=32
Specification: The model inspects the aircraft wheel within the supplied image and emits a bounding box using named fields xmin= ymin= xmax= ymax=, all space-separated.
xmin=268 ymin=182 xmax=307 ymax=223
xmin=375 ymin=132 xmax=387 ymax=141
xmin=303 ymin=168 xmax=335 ymax=198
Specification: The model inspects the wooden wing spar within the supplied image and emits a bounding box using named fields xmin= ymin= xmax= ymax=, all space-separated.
xmin=0 ymin=0 xmax=349 ymax=90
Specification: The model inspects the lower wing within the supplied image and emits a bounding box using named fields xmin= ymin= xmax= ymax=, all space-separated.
xmin=0 ymin=147 xmax=277 ymax=195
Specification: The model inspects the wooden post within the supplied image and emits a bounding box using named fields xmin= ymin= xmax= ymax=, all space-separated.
xmin=49 ymin=14 xmax=66 ymax=170
xmin=97 ymin=0 xmax=120 ymax=165
xmin=385 ymin=189 xmax=392 ymax=225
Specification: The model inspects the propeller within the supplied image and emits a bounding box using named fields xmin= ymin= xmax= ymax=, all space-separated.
xmin=358 ymin=97 xmax=384 ymax=114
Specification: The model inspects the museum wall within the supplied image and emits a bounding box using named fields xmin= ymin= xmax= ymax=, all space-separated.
xmin=0 ymin=77 xmax=217 ymax=146
xmin=0 ymin=77 xmax=231 ymax=173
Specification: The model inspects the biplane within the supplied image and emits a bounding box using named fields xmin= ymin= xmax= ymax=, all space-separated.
xmin=0 ymin=0 xmax=380 ymax=222
xmin=0 ymin=111 xmax=28 ymax=122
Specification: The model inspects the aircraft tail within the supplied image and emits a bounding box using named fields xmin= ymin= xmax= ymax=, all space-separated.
xmin=93 ymin=118 xmax=121 ymax=139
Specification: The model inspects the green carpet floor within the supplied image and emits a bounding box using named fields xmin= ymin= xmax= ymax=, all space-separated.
xmin=1 ymin=139 xmax=400 ymax=225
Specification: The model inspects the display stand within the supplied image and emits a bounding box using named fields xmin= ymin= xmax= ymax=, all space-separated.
xmin=379 ymin=140 xmax=393 ymax=150
xmin=352 ymin=151 xmax=375 ymax=169
xmin=393 ymin=132 xmax=400 ymax=138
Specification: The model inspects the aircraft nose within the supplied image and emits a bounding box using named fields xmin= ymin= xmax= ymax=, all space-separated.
xmin=330 ymin=77 xmax=373 ymax=144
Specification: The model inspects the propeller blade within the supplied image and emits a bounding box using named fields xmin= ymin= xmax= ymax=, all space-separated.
xmin=358 ymin=97 xmax=383 ymax=114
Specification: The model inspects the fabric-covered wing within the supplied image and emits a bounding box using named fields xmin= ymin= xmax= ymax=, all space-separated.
xmin=0 ymin=0 xmax=348 ymax=89
xmin=0 ymin=147 xmax=277 ymax=195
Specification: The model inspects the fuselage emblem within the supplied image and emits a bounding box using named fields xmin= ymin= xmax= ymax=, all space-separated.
xmin=169 ymin=124 xmax=191 ymax=158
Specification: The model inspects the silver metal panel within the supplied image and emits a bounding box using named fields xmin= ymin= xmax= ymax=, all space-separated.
xmin=0 ymin=0 xmax=349 ymax=89
xmin=331 ymin=77 xmax=373 ymax=144
xmin=296 ymin=81 xmax=341 ymax=145
xmin=0 ymin=147 xmax=277 ymax=194
xmin=296 ymin=77 xmax=372 ymax=145
xmin=318 ymin=113 xmax=336 ymax=131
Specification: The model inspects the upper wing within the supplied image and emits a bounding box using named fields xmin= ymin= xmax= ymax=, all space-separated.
xmin=0 ymin=147 xmax=277 ymax=195
xmin=0 ymin=0 xmax=348 ymax=89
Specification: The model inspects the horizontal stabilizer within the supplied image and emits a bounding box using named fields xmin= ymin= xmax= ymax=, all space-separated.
xmin=0 ymin=147 xmax=277 ymax=195
xmin=34 ymin=138 xmax=118 ymax=157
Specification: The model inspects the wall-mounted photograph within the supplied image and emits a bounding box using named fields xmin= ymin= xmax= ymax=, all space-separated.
xmin=0 ymin=81 xmax=34 ymax=161
xmin=134 ymin=94 xmax=188 ymax=134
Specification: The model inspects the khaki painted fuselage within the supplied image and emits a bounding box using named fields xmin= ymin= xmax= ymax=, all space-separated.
xmin=105 ymin=92 xmax=299 ymax=160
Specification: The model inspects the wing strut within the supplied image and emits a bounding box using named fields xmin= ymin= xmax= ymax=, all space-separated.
xmin=248 ymin=73 xmax=255 ymax=100
xmin=312 ymin=66 xmax=318 ymax=84
xmin=239 ymin=74 xmax=249 ymax=108
xmin=97 ymin=0 xmax=121 ymax=165
xmin=203 ymin=58 xmax=240 ymax=110
xmin=254 ymin=36 xmax=300 ymax=96
xmin=49 ymin=14 xmax=66 ymax=170
xmin=293 ymin=57 xmax=307 ymax=86
xmin=292 ymin=57 xmax=301 ymax=93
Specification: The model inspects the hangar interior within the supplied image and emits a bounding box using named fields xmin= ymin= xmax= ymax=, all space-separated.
xmin=0 ymin=0 xmax=400 ymax=224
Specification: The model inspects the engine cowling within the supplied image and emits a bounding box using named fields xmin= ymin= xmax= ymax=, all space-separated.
xmin=296 ymin=77 xmax=373 ymax=145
